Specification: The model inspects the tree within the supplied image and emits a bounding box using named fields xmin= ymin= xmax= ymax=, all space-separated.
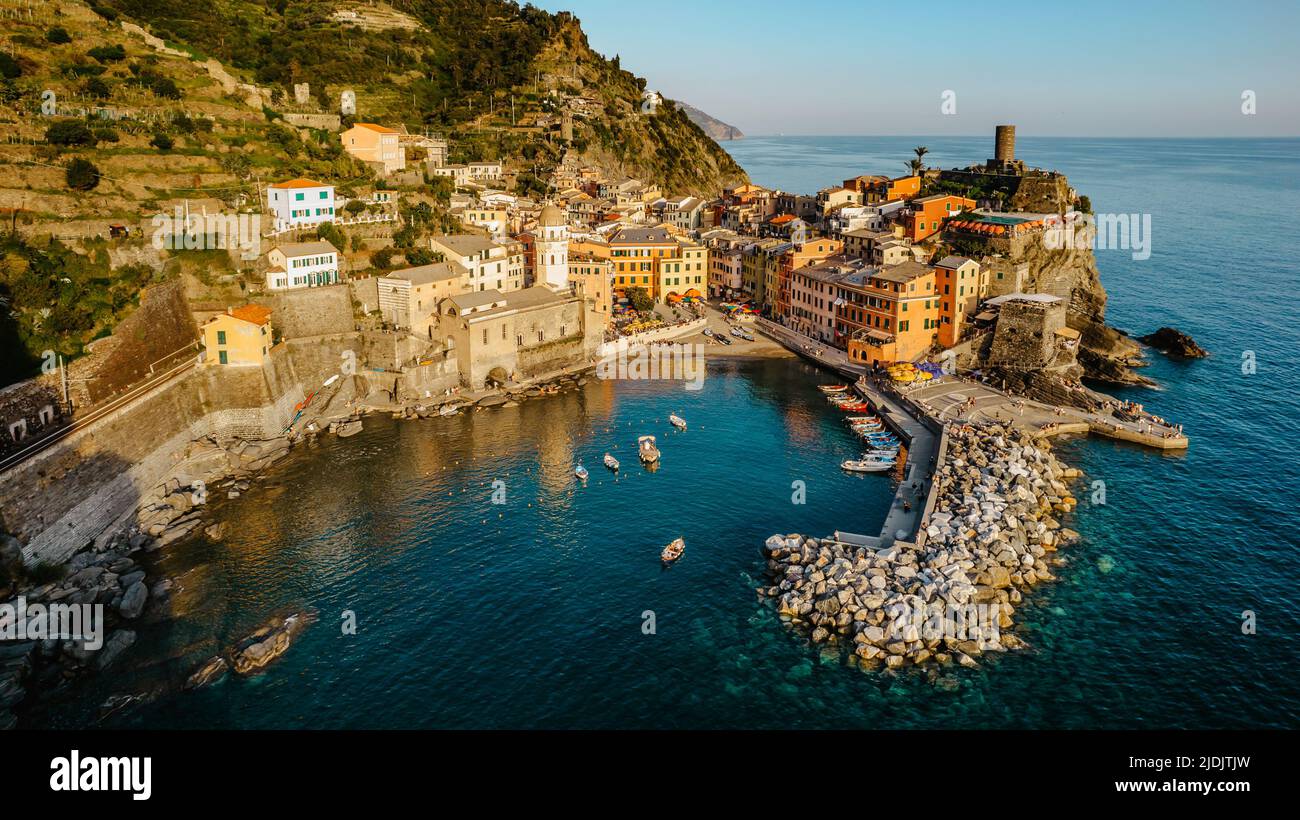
xmin=65 ymin=158 xmax=101 ymax=191
xmin=150 ymin=132 xmax=174 ymax=151
xmin=626 ymin=286 xmax=654 ymax=313
xmin=45 ymin=120 xmax=95 ymax=147
xmin=913 ymin=145 xmax=929 ymax=168
xmin=370 ymin=247 xmax=395 ymax=269
xmin=83 ymin=77 xmax=111 ymax=99
xmin=87 ymin=44 xmax=126 ymax=64
xmin=46 ymin=26 xmax=72 ymax=44
xmin=0 ymin=52 xmax=19 ymax=80
xmin=904 ymin=159 xmax=923 ymax=176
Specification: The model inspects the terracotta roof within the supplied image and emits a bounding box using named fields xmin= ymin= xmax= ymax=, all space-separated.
xmin=352 ymin=122 xmax=397 ymax=134
xmin=267 ymin=178 xmax=329 ymax=189
xmin=227 ymin=304 xmax=272 ymax=326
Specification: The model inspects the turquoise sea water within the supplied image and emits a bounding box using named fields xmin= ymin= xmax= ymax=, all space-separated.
xmin=41 ymin=137 xmax=1300 ymax=729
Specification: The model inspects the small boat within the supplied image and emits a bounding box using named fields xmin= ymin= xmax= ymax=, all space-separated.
xmin=739 ymin=331 xmax=755 ymax=342
xmin=669 ymin=414 xmax=687 ymax=430
xmin=819 ymin=384 xmax=849 ymax=394
xmin=574 ymin=464 xmax=589 ymax=480
xmin=438 ymin=404 xmax=460 ymax=417
xmin=838 ymin=403 xmax=870 ymax=412
xmin=661 ymin=537 xmax=685 ymax=563
xmin=844 ymin=415 xmax=879 ymax=423
xmin=702 ymin=328 xmax=714 ymax=338
xmin=714 ymin=333 xmax=732 ymax=345
xmin=729 ymin=326 xmax=744 ymax=337
xmin=603 ymin=453 xmax=620 ymax=471
xmin=638 ymin=435 xmax=660 ymax=464
xmin=841 ymin=459 xmax=895 ymax=473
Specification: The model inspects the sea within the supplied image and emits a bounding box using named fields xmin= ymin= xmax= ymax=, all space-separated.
xmin=37 ymin=137 xmax=1300 ymax=729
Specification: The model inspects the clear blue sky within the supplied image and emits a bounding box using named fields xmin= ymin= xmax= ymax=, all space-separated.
xmin=533 ymin=0 xmax=1300 ymax=137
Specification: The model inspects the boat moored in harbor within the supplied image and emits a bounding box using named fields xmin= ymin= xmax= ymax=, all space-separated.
xmin=638 ymin=435 xmax=661 ymax=464
xmin=603 ymin=453 xmax=620 ymax=471
xmin=669 ymin=414 xmax=687 ymax=430
xmin=574 ymin=464 xmax=589 ymax=480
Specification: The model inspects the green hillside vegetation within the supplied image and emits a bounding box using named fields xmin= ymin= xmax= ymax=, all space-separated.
xmin=0 ymin=0 xmax=745 ymax=387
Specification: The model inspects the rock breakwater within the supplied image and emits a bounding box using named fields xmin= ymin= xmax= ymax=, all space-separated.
xmin=761 ymin=421 xmax=1081 ymax=670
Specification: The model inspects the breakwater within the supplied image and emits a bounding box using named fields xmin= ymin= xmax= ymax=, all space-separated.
xmin=762 ymin=420 xmax=1080 ymax=668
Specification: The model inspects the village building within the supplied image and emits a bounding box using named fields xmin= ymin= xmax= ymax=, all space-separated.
xmin=377 ymin=262 xmax=464 ymax=340
xmin=934 ymin=255 xmax=987 ymax=347
xmin=904 ymin=193 xmax=976 ymax=242
xmin=843 ymin=260 xmax=941 ymax=367
xmin=201 ymin=305 xmax=273 ymax=367
xmin=264 ymin=240 xmax=341 ymax=290
xmin=568 ymin=253 xmax=614 ymax=328
xmin=429 ymin=234 xmax=525 ymax=293
xmin=341 ymin=123 xmax=406 ymax=175
xmin=266 ymin=178 xmax=335 ymax=232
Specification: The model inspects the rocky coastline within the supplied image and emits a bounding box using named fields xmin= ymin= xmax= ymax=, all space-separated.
xmin=760 ymin=420 xmax=1081 ymax=672
xmin=0 ymin=365 xmax=600 ymax=728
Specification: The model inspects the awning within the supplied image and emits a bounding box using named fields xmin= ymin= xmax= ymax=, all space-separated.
xmin=974 ymin=311 xmax=996 ymax=321
xmin=865 ymin=329 xmax=892 ymax=342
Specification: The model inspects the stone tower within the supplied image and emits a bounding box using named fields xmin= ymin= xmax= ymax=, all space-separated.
xmin=995 ymin=125 xmax=1016 ymax=163
xmin=535 ymin=204 xmax=569 ymax=290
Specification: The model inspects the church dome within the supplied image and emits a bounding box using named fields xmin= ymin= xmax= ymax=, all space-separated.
xmin=538 ymin=204 xmax=565 ymax=228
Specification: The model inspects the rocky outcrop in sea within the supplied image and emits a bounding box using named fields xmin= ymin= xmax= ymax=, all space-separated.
xmin=1138 ymin=327 xmax=1209 ymax=359
xmin=760 ymin=421 xmax=1081 ymax=671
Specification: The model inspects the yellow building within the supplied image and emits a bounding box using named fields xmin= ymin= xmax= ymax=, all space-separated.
xmin=603 ymin=227 xmax=707 ymax=302
xmin=569 ymin=254 xmax=614 ymax=328
xmin=658 ymin=237 xmax=708 ymax=302
xmin=202 ymin=305 xmax=273 ymax=367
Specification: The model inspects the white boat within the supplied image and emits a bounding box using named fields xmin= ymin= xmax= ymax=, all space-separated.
xmin=603 ymin=453 xmax=620 ymax=471
xmin=819 ymin=384 xmax=850 ymax=394
xmin=333 ymin=419 xmax=363 ymax=438
xmin=841 ymin=459 xmax=895 ymax=473
xmin=638 ymin=435 xmax=660 ymax=464
xmin=438 ymin=404 xmax=460 ymax=417
xmin=574 ymin=464 xmax=589 ymax=480
xmin=844 ymin=416 xmax=879 ymax=423
xmin=669 ymin=414 xmax=687 ymax=430
xmin=661 ymin=537 xmax=685 ymax=563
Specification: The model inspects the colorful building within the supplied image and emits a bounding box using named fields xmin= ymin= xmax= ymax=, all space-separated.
xmin=934 ymin=255 xmax=986 ymax=347
xmin=844 ymin=260 xmax=940 ymax=367
xmin=904 ymin=194 xmax=975 ymax=242
xmin=202 ymin=305 xmax=273 ymax=367
xmin=340 ymin=123 xmax=405 ymax=175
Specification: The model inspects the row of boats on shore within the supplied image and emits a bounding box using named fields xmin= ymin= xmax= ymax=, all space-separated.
xmin=819 ymin=384 xmax=901 ymax=473
xmin=572 ymin=414 xmax=690 ymax=564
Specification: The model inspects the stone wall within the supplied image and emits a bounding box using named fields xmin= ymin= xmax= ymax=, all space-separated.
xmin=255 ymin=284 xmax=355 ymax=340
xmin=988 ymin=300 xmax=1066 ymax=370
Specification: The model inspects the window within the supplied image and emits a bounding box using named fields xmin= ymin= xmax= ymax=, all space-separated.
xmin=218 ymin=350 xmax=228 ymax=365
xmin=483 ymin=328 xmax=488 ymax=345
xmin=216 ymin=330 xmax=226 ymax=345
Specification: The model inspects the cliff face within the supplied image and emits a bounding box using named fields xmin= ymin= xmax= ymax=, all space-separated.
xmin=677 ymin=102 xmax=746 ymax=142
xmin=532 ymin=19 xmax=748 ymax=196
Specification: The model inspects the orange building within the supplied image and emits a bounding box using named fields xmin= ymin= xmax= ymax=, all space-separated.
xmin=904 ymin=194 xmax=975 ymax=242
xmin=843 ymin=260 xmax=940 ymax=367
xmin=845 ymin=174 xmax=922 ymax=203
xmin=933 ymin=255 xmax=986 ymax=347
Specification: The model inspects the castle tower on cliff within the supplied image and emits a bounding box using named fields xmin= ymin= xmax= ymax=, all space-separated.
xmin=535 ymin=204 xmax=569 ymax=290
xmin=987 ymin=125 xmax=1026 ymax=175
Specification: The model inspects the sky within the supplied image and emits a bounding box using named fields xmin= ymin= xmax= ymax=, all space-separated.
xmin=532 ymin=0 xmax=1300 ymax=137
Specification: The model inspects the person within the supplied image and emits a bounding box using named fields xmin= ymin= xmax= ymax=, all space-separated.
xmin=903 ymin=501 xmax=912 ymax=513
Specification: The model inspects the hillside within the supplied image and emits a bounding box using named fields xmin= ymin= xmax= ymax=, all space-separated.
xmin=678 ymin=102 xmax=744 ymax=141
xmin=0 ymin=0 xmax=746 ymax=386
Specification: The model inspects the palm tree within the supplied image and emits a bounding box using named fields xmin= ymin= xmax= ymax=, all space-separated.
xmin=905 ymin=159 xmax=924 ymax=176
xmin=913 ymin=146 xmax=929 ymax=164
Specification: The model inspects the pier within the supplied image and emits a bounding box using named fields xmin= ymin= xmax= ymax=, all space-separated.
xmin=752 ymin=318 xmax=1188 ymax=550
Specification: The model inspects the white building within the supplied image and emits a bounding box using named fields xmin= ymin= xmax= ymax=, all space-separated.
xmin=429 ymin=164 xmax=470 ymax=186
xmin=534 ymin=204 xmax=569 ymax=290
xmin=266 ymin=178 xmax=336 ymax=232
xmin=467 ymin=161 xmax=503 ymax=181
xmin=265 ymin=240 xmax=341 ymax=290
